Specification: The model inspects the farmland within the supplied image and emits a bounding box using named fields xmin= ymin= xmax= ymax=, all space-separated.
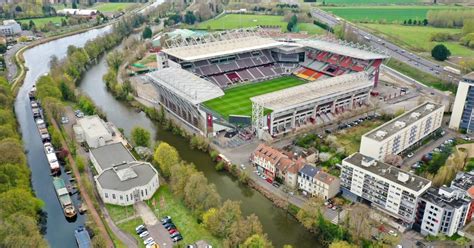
xmin=92 ymin=2 xmax=137 ymax=12
xmin=322 ymin=0 xmax=423 ymax=4
xmin=196 ymin=14 xmax=325 ymax=34
xmin=322 ymin=6 xmax=463 ymax=23
xmin=363 ymin=23 xmax=474 ymax=58
xmin=204 ymin=76 xmax=305 ymax=118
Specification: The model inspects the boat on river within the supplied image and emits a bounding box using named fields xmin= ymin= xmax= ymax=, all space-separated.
xmin=53 ymin=177 xmax=77 ymax=219
xmin=44 ymin=142 xmax=60 ymax=175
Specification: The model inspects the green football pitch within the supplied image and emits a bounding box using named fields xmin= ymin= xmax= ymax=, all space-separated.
xmin=203 ymin=76 xmax=305 ymax=119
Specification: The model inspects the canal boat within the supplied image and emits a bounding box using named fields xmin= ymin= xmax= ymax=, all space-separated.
xmin=28 ymin=85 xmax=36 ymax=100
xmin=52 ymin=177 xmax=77 ymax=219
xmin=74 ymin=226 xmax=91 ymax=248
xmin=44 ymin=142 xmax=60 ymax=174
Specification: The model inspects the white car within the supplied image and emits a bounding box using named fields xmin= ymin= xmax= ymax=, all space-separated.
xmin=240 ymin=164 xmax=246 ymax=170
xmin=407 ymin=152 xmax=414 ymax=158
xmin=388 ymin=230 xmax=398 ymax=237
xmin=139 ymin=231 xmax=149 ymax=238
xmin=143 ymin=237 xmax=154 ymax=245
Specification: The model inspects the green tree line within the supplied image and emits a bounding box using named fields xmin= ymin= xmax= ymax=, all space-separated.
xmin=0 ymin=77 xmax=47 ymax=247
xmin=427 ymin=9 xmax=474 ymax=28
xmin=153 ymin=142 xmax=273 ymax=247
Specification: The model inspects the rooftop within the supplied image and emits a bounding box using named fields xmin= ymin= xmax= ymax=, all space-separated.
xmin=344 ymin=152 xmax=431 ymax=193
xmin=363 ymin=102 xmax=444 ymax=142
xmin=315 ymin=170 xmax=338 ymax=185
xmin=299 ymin=164 xmax=321 ymax=178
xmin=147 ymin=67 xmax=224 ymax=105
xmin=451 ymin=171 xmax=474 ymax=191
xmin=252 ymin=143 xmax=287 ymax=165
xmin=298 ymin=38 xmax=389 ymax=61
xmin=77 ymin=115 xmax=111 ymax=138
xmin=162 ymin=30 xmax=282 ymax=62
xmin=251 ymin=72 xmax=372 ymax=112
xmin=96 ymin=161 xmax=157 ymax=191
xmin=90 ymin=143 xmax=136 ymax=171
xmin=421 ymin=187 xmax=470 ymax=209
xmin=463 ymin=72 xmax=474 ymax=81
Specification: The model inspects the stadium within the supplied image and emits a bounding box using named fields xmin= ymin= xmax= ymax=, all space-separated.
xmin=146 ymin=29 xmax=389 ymax=139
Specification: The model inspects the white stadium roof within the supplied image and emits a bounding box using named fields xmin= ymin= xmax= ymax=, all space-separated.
xmin=251 ymin=72 xmax=373 ymax=112
xmin=298 ymin=39 xmax=389 ymax=61
xmin=147 ymin=67 xmax=224 ymax=105
xmin=162 ymin=31 xmax=282 ymax=62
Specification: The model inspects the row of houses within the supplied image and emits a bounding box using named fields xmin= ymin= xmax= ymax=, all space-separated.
xmin=74 ymin=115 xmax=160 ymax=206
xmin=340 ymin=101 xmax=474 ymax=237
xmin=250 ymin=143 xmax=341 ymax=200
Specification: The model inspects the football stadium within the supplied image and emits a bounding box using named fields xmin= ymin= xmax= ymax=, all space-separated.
xmin=146 ymin=29 xmax=389 ymax=138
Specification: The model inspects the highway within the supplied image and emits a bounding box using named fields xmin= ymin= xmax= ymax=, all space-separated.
xmin=310 ymin=8 xmax=462 ymax=83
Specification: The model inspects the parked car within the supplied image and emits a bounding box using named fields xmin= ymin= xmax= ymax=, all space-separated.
xmin=161 ymin=216 xmax=172 ymax=224
xmin=272 ymin=182 xmax=280 ymax=188
xmin=165 ymin=224 xmax=176 ymax=231
xmin=61 ymin=116 xmax=69 ymax=124
xmin=388 ymin=230 xmax=398 ymax=237
xmin=173 ymin=235 xmax=183 ymax=242
xmin=240 ymin=164 xmax=246 ymax=170
xmin=463 ymin=136 xmax=471 ymax=141
xmin=74 ymin=110 xmax=84 ymax=118
xmin=139 ymin=231 xmax=149 ymax=238
xmin=407 ymin=152 xmax=414 ymax=158
xmin=170 ymin=232 xmax=181 ymax=238
xmin=169 ymin=229 xmax=178 ymax=235
xmin=164 ymin=222 xmax=175 ymax=229
xmin=135 ymin=224 xmax=146 ymax=234
xmin=144 ymin=237 xmax=154 ymax=245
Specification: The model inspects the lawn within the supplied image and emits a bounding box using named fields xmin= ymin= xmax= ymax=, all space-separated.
xmin=147 ymin=185 xmax=222 ymax=247
xmin=322 ymin=6 xmax=463 ymax=23
xmin=204 ymin=76 xmax=305 ymax=118
xmin=16 ymin=16 xmax=64 ymax=27
xmin=92 ymin=2 xmax=136 ymax=12
xmin=335 ymin=120 xmax=383 ymax=154
xmin=362 ymin=23 xmax=474 ymax=58
xmin=106 ymin=204 xmax=135 ymax=222
xmin=196 ymin=14 xmax=324 ymax=34
xmin=321 ymin=0 xmax=422 ymax=4
xmin=117 ymin=218 xmax=146 ymax=248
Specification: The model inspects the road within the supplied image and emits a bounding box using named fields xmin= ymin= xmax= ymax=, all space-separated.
xmin=310 ymin=8 xmax=461 ymax=83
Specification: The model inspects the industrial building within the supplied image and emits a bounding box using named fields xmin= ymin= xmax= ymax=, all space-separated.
xmin=449 ymin=72 xmax=474 ymax=133
xmin=360 ymin=102 xmax=444 ymax=161
xmin=341 ymin=152 xmax=431 ymax=225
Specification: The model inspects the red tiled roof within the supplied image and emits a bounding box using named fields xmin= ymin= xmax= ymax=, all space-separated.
xmin=467 ymin=186 xmax=474 ymax=199
xmin=315 ymin=170 xmax=338 ymax=185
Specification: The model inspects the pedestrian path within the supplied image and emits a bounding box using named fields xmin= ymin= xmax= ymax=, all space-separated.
xmin=135 ymin=202 xmax=173 ymax=248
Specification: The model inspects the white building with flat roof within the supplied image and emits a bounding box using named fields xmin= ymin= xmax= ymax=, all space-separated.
xmin=0 ymin=20 xmax=21 ymax=36
xmin=75 ymin=115 xmax=125 ymax=148
xmin=449 ymin=72 xmax=474 ymax=133
xmin=341 ymin=152 xmax=431 ymax=225
xmin=360 ymin=102 xmax=444 ymax=161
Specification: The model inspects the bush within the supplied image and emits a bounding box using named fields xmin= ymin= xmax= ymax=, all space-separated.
xmin=431 ymin=44 xmax=451 ymax=61
xmin=209 ymin=150 xmax=219 ymax=161
xmin=76 ymin=156 xmax=86 ymax=173
xmin=215 ymin=161 xmax=225 ymax=171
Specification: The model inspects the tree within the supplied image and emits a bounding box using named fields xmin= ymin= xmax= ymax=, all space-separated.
xmin=241 ymin=234 xmax=273 ymax=248
xmin=29 ymin=20 xmax=35 ymax=30
xmin=183 ymin=172 xmax=221 ymax=215
xmin=169 ymin=163 xmax=196 ymax=197
xmin=423 ymin=19 xmax=428 ymax=26
xmin=431 ymin=44 xmax=451 ymax=61
xmin=184 ymin=11 xmax=197 ymax=25
xmin=131 ymin=126 xmax=151 ymax=147
xmin=15 ymin=5 xmax=22 ymax=12
xmin=296 ymin=196 xmax=324 ymax=231
xmin=407 ymin=19 xmax=412 ymax=25
xmin=329 ymin=241 xmax=358 ymax=248
xmin=0 ymin=214 xmax=48 ymax=248
xmin=106 ymin=50 xmax=124 ymax=72
xmin=153 ymin=142 xmax=180 ymax=177
xmin=225 ymin=214 xmax=263 ymax=247
xmin=203 ymin=200 xmax=242 ymax=237
xmin=142 ymin=26 xmax=152 ymax=39
xmin=462 ymin=19 xmax=474 ymax=36
xmin=72 ymin=1 xmax=78 ymax=9
xmin=0 ymin=44 xmax=6 ymax=54
xmin=287 ymin=14 xmax=298 ymax=32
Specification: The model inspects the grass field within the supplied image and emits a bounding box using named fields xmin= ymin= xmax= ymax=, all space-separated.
xmin=117 ymin=218 xmax=146 ymax=248
xmin=335 ymin=120 xmax=383 ymax=154
xmin=322 ymin=6 xmax=462 ymax=23
xmin=204 ymin=76 xmax=305 ymax=118
xmin=322 ymin=0 xmax=422 ymax=4
xmin=196 ymin=14 xmax=325 ymax=34
xmin=17 ymin=16 xmax=64 ymax=27
xmin=92 ymin=2 xmax=136 ymax=12
xmin=146 ymin=186 xmax=222 ymax=247
xmin=363 ymin=23 xmax=474 ymax=58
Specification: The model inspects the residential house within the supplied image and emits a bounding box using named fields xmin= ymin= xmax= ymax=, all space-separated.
xmin=298 ymin=164 xmax=340 ymax=200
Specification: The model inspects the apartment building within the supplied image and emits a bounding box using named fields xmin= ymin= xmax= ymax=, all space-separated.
xmin=451 ymin=171 xmax=474 ymax=222
xmin=449 ymin=72 xmax=474 ymax=133
xmin=360 ymin=102 xmax=444 ymax=161
xmin=250 ymin=143 xmax=289 ymax=180
xmin=415 ymin=186 xmax=470 ymax=237
xmin=341 ymin=152 xmax=431 ymax=225
xmin=298 ymin=164 xmax=340 ymax=200
xmin=0 ymin=20 xmax=21 ymax=36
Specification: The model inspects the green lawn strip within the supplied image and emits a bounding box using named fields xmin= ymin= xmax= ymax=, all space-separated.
xmin=147 ymin=185 xmax=222 ymax=247
xmin=106 ymin=204 xmax=135 ymax=223
xmin=362 ymin=23 xmax=473 ymax=57
xmin=296 ymin=23 xmax=326 ymax=35
xmin=16 ymin=16 xmax=64 ymax=27
xmin=322 ymin=0 xmax=422 ymax=5
xmin=321 ymin=6 xmax=465 ymax=23
xmin=117 ymin=218 xmax=146 ymax=248
xmin=335 ymin=120 xmax=383 ymax=154
xmin=92 ymin=2 xmax=136 ymax=12
xmin=204 ymin=76 xmax=305 ymax=118
xmin=385 ymin=59 xmax=456 ymax=93
xmin=197 ymin=14 xmax=286 ymax=30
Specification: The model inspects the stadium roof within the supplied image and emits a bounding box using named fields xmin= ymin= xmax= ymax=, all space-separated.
xmin=251 ymin=72 xmax=372 ymax=112
xmin=147 ymin=67 xmax=224 ymax=104
xmin=162 ymin=30 xmax=282 ymax=61
xmin=299 ymin=38 xmax=389 ymax=61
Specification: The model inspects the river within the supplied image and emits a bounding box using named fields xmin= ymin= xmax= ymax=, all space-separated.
xmin=16 ymin=20 xmax=320 ymax=248
xmin=78 ymin=51 xmax=321 ymax=247
xmin=15 ymin=26 xmax=111 ymax=247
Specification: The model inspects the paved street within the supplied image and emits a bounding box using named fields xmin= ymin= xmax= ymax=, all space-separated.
xmin=5 ymin=42 xmax=27 ymax=82
xmin=135 ymin=201 xmax=173 ymax=248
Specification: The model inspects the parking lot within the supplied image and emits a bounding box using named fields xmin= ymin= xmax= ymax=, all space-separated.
xmin=135 ymin=202 xmax=174 ymax=248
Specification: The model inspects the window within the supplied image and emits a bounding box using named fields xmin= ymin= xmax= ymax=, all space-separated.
xmin=141 ymin=190 xmax=144 ymax=197
xmin=120 ymin=195 xmax=123 ymax=200
xmin=126 ymin=195 xmax=129 ymax=201
xmin=105 ymin=193 xmax=108 ymax=198
xmin=112 ymin=194 xmax=116 ymax=199
xmin=145 ymin=189 xmax=148 ymax=196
